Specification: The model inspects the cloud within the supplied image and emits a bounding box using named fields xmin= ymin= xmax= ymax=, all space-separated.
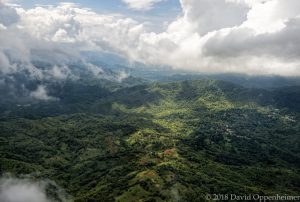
xmin=116 ymin=70 xmax=130 ymax=82
xmin=178 ymin=0 xmax=249 ymax=35
xmin=0 ymin=52 xmax=11 ymax=73
xmin=0 ymin=2 xmax=144 ymax=72
xmin=122 ymin=0 xmax=163 ymax=10
xmin=1 ymin=0 xmax=300 ymax=80
xmin=47 ymin=65 xmax=71 ymax=80
xmin=85 ymin=63 xmax=104 ymax=77
xmin=193 ymin=0 xmax=300 ymax=75
xmin=129 ymin=0 xmax=300 ymax=76
xmin=242 ymin=0 xmax=300 ymax=34
xmin=30 ymin=85 xmax=58 ymax=101
xmin=0 ymin=175 xmax=70 ymax=202
xmin=0 ymin=1 xmax=19 ymax=26
xmin=116 ymin=0 xmax=300 ymax=75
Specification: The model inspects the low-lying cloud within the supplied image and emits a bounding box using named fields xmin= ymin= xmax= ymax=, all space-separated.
xmin=30 ymin=85 xmax=58 ymax=101
xmin=0 ymin=176 xmax=70 ymax=202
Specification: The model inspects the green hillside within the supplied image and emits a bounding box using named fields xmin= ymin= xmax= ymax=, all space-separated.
xmin=1 ymin=79 xmax=300 ymax=201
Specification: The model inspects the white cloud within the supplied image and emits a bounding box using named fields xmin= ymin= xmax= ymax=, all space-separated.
xmin=85 ymin=63 xmax=104 ymax=76
xmin=137 ymin=0 xmax=300 ymax=76
xmin=0 ymin=52 xmax=11 ymax=73
xmin=116 ymin=70 xmax=129 ymax=82
xmin=0 ymin=2 xmax=19 ymax=26
xmin=178 ymin=0 xmax=249 ymax=35
xmin=119 ymin=0 xmax=300 ymax=76
xmin=0 ymin=176 xmax=69 ymax=202
xmin=242 ymin=0 xmax=300 ymax=34
xmin=0 ymin=0 xmax=300 ymax=78
xmin=47 ymin=65 xmax=71 ymax=80
xmin=30 ymin=85 xmax=57 ymax=101
xmin=122 ymin=0 xmax=163 ymax=10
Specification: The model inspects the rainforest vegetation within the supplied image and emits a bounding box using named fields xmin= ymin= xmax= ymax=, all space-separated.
xmin=0 ymin=77 xmax=300 ymax=201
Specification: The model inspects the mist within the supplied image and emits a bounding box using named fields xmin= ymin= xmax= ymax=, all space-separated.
xmin=0 ymin=175 xmax=71 ymax=202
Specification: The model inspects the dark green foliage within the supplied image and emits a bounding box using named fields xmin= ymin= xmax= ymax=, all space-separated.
xmin=0 ymin=79 xmax=299 ymax=201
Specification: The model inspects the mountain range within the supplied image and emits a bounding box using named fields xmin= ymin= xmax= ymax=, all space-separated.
xmin=1 ymin=70 xmax=299 ymax=201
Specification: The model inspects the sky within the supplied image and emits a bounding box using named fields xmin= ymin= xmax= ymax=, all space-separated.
xmin=5 ymin=0 xmax=182 ymax=28
xmin=1 ymin=0 xmax=300 ymax=77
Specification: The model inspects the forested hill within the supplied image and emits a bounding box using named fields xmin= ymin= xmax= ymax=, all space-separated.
xmin=1 ymin=79 xmax=300 ymax=201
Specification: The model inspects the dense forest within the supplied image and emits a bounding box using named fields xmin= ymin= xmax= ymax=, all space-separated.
xmin=1 ymin=0 xmax=300 ymax=201
xmin=0 ymin=77 xmax=300 ymax=201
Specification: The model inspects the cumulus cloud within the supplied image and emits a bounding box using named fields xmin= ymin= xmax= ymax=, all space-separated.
xmin=0 ymin=0 xmax=300 ymax=79
xmin=122 ymin=0 xmax=163 ymax=10
xmin=30 ymin=85 xmax=58 ymax=101
xmin=178 ymin=0 xmax=249 ymax=35
xmin=0 ymin=176 xmax=69 ymax=202
xmin=0 ymin=2 xmax=143 ymax=75
xmin=131 ymin=0 xmax=300 ymax=75
xmin=0 ymin=1 xmax=19 ymax=27
xmin=116 ymin=70 xmax=130 ymax=82
xmin=46 ymin=65 xmax=72 ymax=80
